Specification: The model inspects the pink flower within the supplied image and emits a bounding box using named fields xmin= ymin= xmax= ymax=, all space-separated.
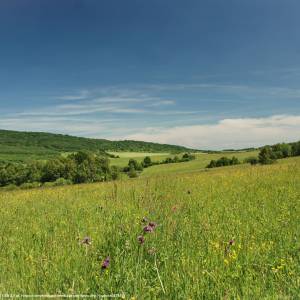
xmin=143 ymin=225 xmax=153 ymax=233
xmin=101 ymin=256 xmax=110 ymax=269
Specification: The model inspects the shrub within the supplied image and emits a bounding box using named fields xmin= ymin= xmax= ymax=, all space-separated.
xmin=53 ymin=178 xmax=72 ymax=186
xmin=143 ymin=156 xmax=152 ymax=168
xmin=128 ymin=167 xmax=138 ymax=178
xmin=206 ymin=156 xmax=240 ymax=168
xmin=258 ymin=146 xmax=276 ymax=165
xmin=244 ymin=156 xmax=259 ymax=165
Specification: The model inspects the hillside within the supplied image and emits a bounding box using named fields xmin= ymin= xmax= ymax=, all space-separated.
xmin=1 ymin=156 xmax=299 ymax=298
xmin=0 ymin=129 xmax=196 ymax=162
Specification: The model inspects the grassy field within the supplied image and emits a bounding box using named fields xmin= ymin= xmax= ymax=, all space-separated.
xmin=0 ymin=156 xmax=299 ymax=298
xmin=141 ymin=151 xmax=259 ymax=177
xmin=109 ymin=150 xmax=259 ymax=174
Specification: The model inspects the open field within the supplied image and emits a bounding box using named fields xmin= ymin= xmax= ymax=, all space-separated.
xmin=141 ymin=151 xmax=259 ymax=176
xmin=109 ymin=150 xmax=259 ymax=174
xmin=0 ymin=156 xmax=299 ymax=298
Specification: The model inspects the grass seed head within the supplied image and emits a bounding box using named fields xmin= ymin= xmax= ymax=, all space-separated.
xmin=138 ymin=235 xmax=145 ymax=244
xmin=81 ymin=236 xmax=92 ymax=245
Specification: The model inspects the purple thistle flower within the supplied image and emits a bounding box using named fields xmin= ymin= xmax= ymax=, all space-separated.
xmin=148 ymin=222 xmax=157 ymax=229
xmin=143 ymin=225 xmax=154 ymax=233
xmin=101 ymin=256 xmax=110 ymax=269
xmin=137 ymin=235 xmax=145 ymax=244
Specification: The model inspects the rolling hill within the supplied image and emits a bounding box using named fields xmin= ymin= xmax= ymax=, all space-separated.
xmin=0 ymin=129 xmax=197 ymax=162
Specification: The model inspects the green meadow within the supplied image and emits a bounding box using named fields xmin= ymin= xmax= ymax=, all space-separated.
xmin=108 ymin=150 xmax=259 ymax=175
xmin=0 ymin=155 xmax=299 ymax=298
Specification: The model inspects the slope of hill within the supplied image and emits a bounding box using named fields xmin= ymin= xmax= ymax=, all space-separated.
xmin=0 ymin=155 xmax=299 ymax=297
xmin=0 ymin=129 xmax=196 ymax=162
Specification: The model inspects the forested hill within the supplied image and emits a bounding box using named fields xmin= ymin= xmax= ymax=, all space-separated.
xmin=0 ymin=129 xmax=196 ymax=162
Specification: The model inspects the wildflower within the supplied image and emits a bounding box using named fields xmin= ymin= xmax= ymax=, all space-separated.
xmin=141 ymin=217 xmax=148 ymax=223
xmin=229 ymin=239 xmax=235 ymax=246
xmin=101 ymin=256 xmax=110 ymax=269
xmin=149 ymin=222 xmax=157 ymax=229
xmin=81 ymin=236 xmax=92 ymax=245
xmin=143 ymin=225 xmax=153 ymax=233
xmin=137 ymin=235 xmax=145 ymax=244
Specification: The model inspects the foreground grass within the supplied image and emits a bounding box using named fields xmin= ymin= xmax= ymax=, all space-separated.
xmin=0 ymin=157 xmax=299 ymax=298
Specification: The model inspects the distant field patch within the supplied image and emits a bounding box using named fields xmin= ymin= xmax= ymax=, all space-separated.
xmin=141 ymin=150 xmax=259 ymax=176
xmin=108 ymin=151 xmax=170 ymax=158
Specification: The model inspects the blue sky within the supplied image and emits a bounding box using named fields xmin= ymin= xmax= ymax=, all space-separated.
xmin=0 ymin=0 xmax=300 ymax=149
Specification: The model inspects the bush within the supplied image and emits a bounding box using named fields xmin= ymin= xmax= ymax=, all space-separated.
xmin=53 ymin=178 xmax=72 ymax=186
xmin=258 ymin=146 xmax=276 ymax=165
xmin=143 ymin=156 xmax=152 ymax=168
xmin=110 ymin=166 xmax=120 ymax=180
xmin=244 ymin=157 xmax=259 ymax=165
xmin=206 ymin=156 xmax=240 ymax=168
xmin=1 ymin=184 xmax=19 ymax=191
xmin=207 ymin=160 xmax=217 ymax=168
xmin=128 ymin=167 xmax=138 ymax=178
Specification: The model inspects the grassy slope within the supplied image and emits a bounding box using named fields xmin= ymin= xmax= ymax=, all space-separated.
xmin=0 ymin=156 xmax=299 ymax=298
xmin=141 ymin=151 xmax=259 ymax=176
xmin=0 ymin=130 xmax=195 ymax=162
xmin=109 ymin=150 xmax=259 ymax=173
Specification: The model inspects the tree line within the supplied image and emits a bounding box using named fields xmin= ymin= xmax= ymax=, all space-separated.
xmin=123 ymin=153 xmax=196 ymax=178
xmin=0 ymin=152 xmax=196 ymax=188
xmin=206 ymin=141 xmax=300 ymax=168
xmin=0 ymin=151 xmax=119 ymax=189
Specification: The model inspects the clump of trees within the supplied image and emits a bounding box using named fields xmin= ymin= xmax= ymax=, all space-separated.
xmin=161 ymin=153 xmax=196 ymax=165
xmin=255 ymin=142 xmax=300 ymax=165
xmin=0 ymin=151 xmax=119 ymax=188
xmin=206 ymin=156 xmax=240 ymax=168
xmin=123 ymin=159 xmax=144 ymax=178
xmin=123 ymin=153 xmax=196 ymax=178
xmin=244 ymin=156 xmax=259 ymax=165
xmin=244 ymin=141 xmax=300 ymax=166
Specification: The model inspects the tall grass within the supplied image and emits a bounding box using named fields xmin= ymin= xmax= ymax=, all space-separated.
xmin=0 ymin=157 xmax=299 ymax=298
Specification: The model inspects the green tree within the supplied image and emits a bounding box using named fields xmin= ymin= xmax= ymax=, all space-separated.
xmin=258 ymin=146 xmax=276 ymax=165
xmin=143 ymin=156 xmax=152 ymax=167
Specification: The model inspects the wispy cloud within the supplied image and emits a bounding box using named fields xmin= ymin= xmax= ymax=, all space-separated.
xmin=1 ymin=82 xmax=300 ymax=148
xmin=146 ymin=100 xmax=175 ymax=107
xmin=56 ymin=90 xmax=90 ymax=101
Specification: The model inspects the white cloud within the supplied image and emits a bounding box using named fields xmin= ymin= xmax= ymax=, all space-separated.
xmin=57 ymin=90 xmax=90 ymax=100
xmin=146 ymin=100 xmax=175 ymax=107
xmin=124 ymin=115 xmax=300 ymax=149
